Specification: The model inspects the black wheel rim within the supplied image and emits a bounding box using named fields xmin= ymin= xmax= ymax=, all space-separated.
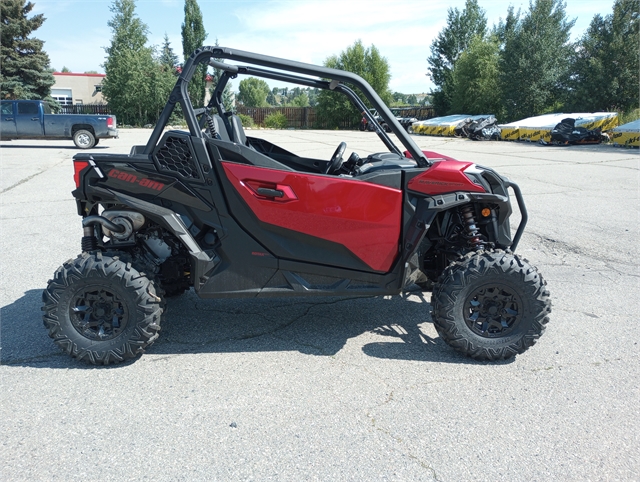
xmin=70 ymin=286 xmax=128 ymax=340
xmin=464 ymin=284 xmax=522 ymax=338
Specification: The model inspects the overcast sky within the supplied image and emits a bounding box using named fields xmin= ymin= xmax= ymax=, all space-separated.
xmin=34 ymin=0 xmax=614 ymax=94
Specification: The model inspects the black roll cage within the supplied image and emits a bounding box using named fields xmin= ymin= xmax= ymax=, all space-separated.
xmin=145 ymin=46 xmax=430 ymax=168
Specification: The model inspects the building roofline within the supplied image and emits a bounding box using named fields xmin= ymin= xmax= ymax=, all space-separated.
xmin=53 ymin=72 xmax=106 ymax=78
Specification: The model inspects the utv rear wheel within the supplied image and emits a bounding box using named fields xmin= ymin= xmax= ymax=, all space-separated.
xmin=431 ymin=250 xmax=550 ymax=361
xmin=42 ymin=252 xmax=163 ymax=365
xmin=73 ymin=129 xmax=96 ymax=149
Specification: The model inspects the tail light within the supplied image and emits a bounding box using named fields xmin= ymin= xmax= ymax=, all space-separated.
xmin=107 ymin=116 xmax=116 ymax=128
xmin=73 ymin=160 xmax=89 ymax=188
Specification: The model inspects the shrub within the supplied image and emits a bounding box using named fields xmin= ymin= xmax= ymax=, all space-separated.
xmin=619 ymin=108 xmax=640 ymax=126
xmin=264 ymin=112 xmax=288 ymax=129
xmin=237 ymin=113 xmax=254 ymax=128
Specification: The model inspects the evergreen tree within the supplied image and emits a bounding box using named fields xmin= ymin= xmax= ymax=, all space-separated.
xmin=159 ymin=33 xmax=179 ymax=71
xmin=102 ymin=0 xmax=172 ymax=125
xmin=209 ymin=39 xmax=234 ymax=111
xmin=155 ymin=35 xmax=182 ymax=121
xmin=181 ymin=0 xmax=207 ymax=108
xmin=450 ymin=35 xmax=503 ymax=118
xmin=567 ymin=0 xmax=639 ymax=113
xmin=0 ymin=0 xmax=55 ymax=100
xmin=316 ymin=40 xmax=393 ymax=129
xmin=149 ymin=55 xmax=178 ymax=121
xmin=237 ymin=77 xmax=270 ymax=107
xmin=500 ymin=0 xmax=575 ymax=121
xmin=427 ymin=0 xmax=487 ymax=115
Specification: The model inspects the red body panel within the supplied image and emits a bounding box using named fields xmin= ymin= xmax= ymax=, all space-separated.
xmin=407 ymin=155 xmax=486 ymax=195
xmin=222 ymin=162 xmax=402 ymax=272
xmin=404 ymin=150 xmax=461 ymax=162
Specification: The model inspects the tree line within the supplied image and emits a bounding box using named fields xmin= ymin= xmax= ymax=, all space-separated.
xmin=101 ymin=0 xmax=232 ymax=126
xmin=236 ymin=81 xmax=319 ymax=108
xmin=0 ymin=0 xmax=406 ymax=129
xmin=0 ymin=0 xmax=226 ymax=126
xmin=3 ymin=0 xmax=637 ymax=128
xmin=428 ymin=0 xmax=639 ymax=123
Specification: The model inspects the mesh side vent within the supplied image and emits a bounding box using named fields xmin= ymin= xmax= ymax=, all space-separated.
xmin=155 ymin=136 xmax=200 ymax=179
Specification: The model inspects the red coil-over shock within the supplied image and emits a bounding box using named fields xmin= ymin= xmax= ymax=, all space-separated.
xmin=460 ymin=205 xmax=484 ymax=248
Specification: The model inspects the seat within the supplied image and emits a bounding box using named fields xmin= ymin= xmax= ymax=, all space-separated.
xmin=229 ymin=114 xmax=248 ymax=145
xmin=211 ymin=114 xmax=231 ymax=142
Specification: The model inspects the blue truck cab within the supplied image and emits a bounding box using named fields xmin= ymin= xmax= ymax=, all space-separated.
xmin=0 ymin=100 xmax=118 ymax=149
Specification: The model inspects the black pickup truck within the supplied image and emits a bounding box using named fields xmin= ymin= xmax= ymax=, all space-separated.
xmin=0 ymin=100 xmax=118 ymax=148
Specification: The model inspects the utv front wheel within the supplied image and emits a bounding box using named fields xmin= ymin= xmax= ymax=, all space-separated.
xmin=431 ymin=250 xmax=550 ymax=361
xmin=42 ymin=252 xmax=163 ymax=365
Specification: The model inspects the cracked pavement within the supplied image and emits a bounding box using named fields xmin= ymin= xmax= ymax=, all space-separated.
xmin=1 ymin=130 xmax=638 ymax=481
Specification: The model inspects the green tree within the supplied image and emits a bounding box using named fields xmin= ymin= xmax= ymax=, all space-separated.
xmin=266 ymin=89 xmax=278 ymax=106
xmin=0 ymin=0 xmax=55 ymax=100
xmin=159 ymin=32 xmax=179 ymax=70
xmin=450 ymin=35 xmax=503 ymax=118
xmin=149 ymin=53 xmax=179 ymax=120
xmin=102 ymin=0 xmax=172 ymax=125
xmin=209 ymin=39 xmax=234 ymax=111
xmin=407 ymin=94 xmax=418 ymax=105
xmin=154 ymin=37 xmax=183 ymax=121
xmin=290 ymin=92 xmax=309 ymax=107
xmin=316 ymin=40 xmax=393 ymax=129
xmin=393 ymin=92 xmax=407 ymax=104
xmin=427 ymin=0 xmax=487 ymax=115
xmin=181 ymin=0 xmax=207 ymax=108
xmin=500 ymin=0 xmax=575 ymax=121
xmin=567 ymin=0 xmax=639 ymax=113
xmin=61 ymin=66 xmax=71 ymax=73
xmin=237 ymin=77 xmax=270 ymax=107
xmin=493 ymin=5 xmax=520 ymax=46
xmin=307 ymin=88 xmax=319 ymax=107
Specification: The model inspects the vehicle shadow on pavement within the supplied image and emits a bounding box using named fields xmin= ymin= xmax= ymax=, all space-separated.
xmin=1 ymin=289 xmax=507 ymax=368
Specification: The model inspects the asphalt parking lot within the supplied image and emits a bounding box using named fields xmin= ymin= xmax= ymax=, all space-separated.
xmin=1 ymin=129 xmax=638 ymax=480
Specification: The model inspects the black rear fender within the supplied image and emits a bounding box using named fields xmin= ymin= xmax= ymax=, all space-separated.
xmin=78 ymin=184 xmax=220 ymax=291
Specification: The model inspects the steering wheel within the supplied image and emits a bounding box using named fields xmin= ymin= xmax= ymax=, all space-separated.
xmin=324 ymin=142 xmax=347 ymax=174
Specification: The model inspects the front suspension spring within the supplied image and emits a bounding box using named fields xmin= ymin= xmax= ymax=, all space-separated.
xmin=460 ymin=205 xmax=483 ymax=248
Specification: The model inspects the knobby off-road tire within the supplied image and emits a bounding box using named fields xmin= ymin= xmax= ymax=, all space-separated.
xmin=42 ymin=252 xmax=163 ymax=365
xmin=101 ymin=248 xmax=169 ymax=312
xmin=431 ymin=250 xmax=551 ymax=361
